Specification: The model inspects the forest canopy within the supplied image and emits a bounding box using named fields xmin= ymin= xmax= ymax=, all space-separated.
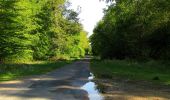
xmin=90 ymin=0 xmax=170 ymax=60
xmin=0 ymin=0 xmax=90 ymax=63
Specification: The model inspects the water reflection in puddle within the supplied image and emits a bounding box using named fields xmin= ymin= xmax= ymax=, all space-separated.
xmin=81 ymin=73 xmax=104 ymax=100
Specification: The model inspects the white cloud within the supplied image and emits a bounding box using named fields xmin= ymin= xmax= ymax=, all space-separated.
xmin=68 ymin=0 xmax=109 ymax=36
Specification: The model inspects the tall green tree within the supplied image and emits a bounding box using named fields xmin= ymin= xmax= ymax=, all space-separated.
xmin=0 ymin=0 xmax=37 ymax=62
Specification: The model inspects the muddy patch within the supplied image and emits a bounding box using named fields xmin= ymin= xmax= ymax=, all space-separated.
xmin=94 ymin=78 xmax=170 ymax=100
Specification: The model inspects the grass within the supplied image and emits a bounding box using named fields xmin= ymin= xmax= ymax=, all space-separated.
xmin=0 ymin=61 xmax=71 ymax=81
xmin=90 ymin=59 xmax=170 ymax=85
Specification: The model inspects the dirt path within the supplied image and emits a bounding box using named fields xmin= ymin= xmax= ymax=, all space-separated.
xmin=0 ymin=59 xmax=93 ymax=100
xmin=1 ymin=58 xmax=170 ymax=100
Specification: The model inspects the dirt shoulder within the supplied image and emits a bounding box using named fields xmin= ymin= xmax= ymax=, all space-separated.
xmin=94 ymin=78 xmax=170 ymax=100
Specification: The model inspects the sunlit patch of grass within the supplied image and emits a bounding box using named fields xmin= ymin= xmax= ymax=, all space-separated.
xmin=0 ymin=61 xmax=71 ymax=81
xmin=90 ymin=59 xmax=170 ymax=85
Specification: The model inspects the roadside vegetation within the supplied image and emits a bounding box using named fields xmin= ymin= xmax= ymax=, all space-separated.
xmin=0 ymin=61 xmax=71 ymax=81
xmin=90 ymin=0 xmax=170 ymax=86
xmin=91 ymin=59 xmax=170 ymax=85
xmin=0 ymin=0 xmax=90 ymax=63
xmin=90 ymin=0 xmax=170 ymax=60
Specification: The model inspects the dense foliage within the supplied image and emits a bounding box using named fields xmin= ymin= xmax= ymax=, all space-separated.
xmin=0 ymin=0 xmax=89 ymax=63
xmin=90 ymin=0 xmax=170 ymax=60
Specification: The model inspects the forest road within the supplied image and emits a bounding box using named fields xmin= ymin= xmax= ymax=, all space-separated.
xmin=0 ymin=58 xmax=94 ymax=100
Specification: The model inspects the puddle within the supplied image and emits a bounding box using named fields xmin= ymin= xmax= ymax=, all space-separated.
xmin=81 ymin=73 xmax=104 ymax=100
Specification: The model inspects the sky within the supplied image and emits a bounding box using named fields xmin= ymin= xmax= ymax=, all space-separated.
xmin=68 ymin=0 xmax=109 ymax=36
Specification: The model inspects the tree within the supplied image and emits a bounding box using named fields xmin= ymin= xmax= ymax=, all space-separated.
xmin=91 ymin=0 xmax=170 ymax=60
xmin=0 ymin=0 xmax=89 ymax=63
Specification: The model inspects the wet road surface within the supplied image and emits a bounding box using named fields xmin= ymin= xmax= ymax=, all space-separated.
xmin=0 ymin=58 xmax=103 ymax=100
